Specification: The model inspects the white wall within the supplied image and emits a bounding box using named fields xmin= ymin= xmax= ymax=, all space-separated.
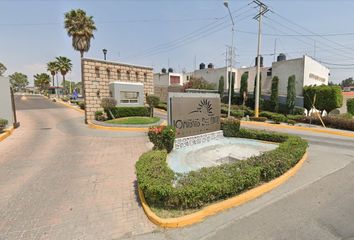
xmin=154 ymin=73 xmax=184 ymax=87
xmin=303 ymin=55 xmax=329 ymax=87
xmin=271 ymin=57 xmax=305 ymax=96
xmin=236 ymin=67 xmax=271 ymax=94
xmin=0 ymin=77 xmax=14 ymax=125
xmin=109 ymin=81 xmax=144 ymax=107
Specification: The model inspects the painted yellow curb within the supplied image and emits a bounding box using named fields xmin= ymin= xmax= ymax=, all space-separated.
xmin=241 ymin=121 xmax=354 ymax=138
xmin=139 ymin=151 xmax=308 ymax=228
xmin=56 ymin=100 xmax=85 ymax=114
xmin=87 ymin=121 xmax=149 ymax=132
xmin=0 ymin=127 xmax=14 ymax=142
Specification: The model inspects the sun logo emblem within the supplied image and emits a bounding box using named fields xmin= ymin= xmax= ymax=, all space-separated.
xmin=189 ymin=99 xmax=214 ymax=116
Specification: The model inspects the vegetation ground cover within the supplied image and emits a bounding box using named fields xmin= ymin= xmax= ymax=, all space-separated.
xmin=105 ymin=117 xmax=160 ymax=125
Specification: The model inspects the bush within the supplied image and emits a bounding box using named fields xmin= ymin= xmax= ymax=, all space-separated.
xmin=297 ymin=116 xmax=354 ymax=131
xmin=286 ymin=75 xmax=296 ymax=114
xmin=288 ymin=120 xmax=296 ymax=125
xmin=136 ymin=128 xmax=307 ymax=209
xmin=239 ymin=72 xmax=248 ymax=105
xmin=304 ymin=85 xmax=343 ymax=112
xmin=61 ymin=96 xmax=69 ymax=102
xmin=221 ymin=117 xmax=240 ymax=137
xmin=94 ymin=111 xmax=106 ymax=121
xmin=270 ymin=76 xmax=279 ymax=112
xmin=0 ymin=118 xmax=8 ymax=132
xmin=249 ymin=117 xmax=267 ymax=122
xmin=146 ymin=95 xmax=160 ymax=117
xmin=259 ymin=111 xmax=275 ymax=119
xmin=287 ymin=115 xmax=304 ymax=121
xmin=148 ymin=126 xmax=176 ymax=153
xmin=156 ymin=102 xmax=167 ymax=111
xmin=78 ymin=102 xmax=85 ymax=110
xmin=293 ymin=106 xmax=305 ymax=115
xmin=110 ymin=106 xmax=149 ymax=118
xmin=272 ymin=114 xmax=288 ymax=124
xmin=347 ymin=99 xmax=354 ymax=115
xmin=218 ymin=76 xmax=224 ymax=98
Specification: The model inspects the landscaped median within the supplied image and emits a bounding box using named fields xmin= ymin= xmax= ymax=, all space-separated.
xmin=0 ymin=119 xmax=14 ymax=142
xmin=136 ymin=120 xmax=308 ymax=228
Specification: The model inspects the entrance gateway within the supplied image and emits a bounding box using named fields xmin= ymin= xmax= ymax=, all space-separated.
xmin=167 ymin=92 xmax=222 ymax=149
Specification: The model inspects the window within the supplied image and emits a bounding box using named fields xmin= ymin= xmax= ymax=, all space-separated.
xmin=144 ymin=73 xmax=147 ymax=82
xmin=127 ymin=71 xmax=130 ymax=81
xmin=136 ymin=72 xmax=139 ymax=81
xmin=120 ymin=91 xmax=139 ymax=103
xmin=117 ymin=70 xmax=121 ymax=80
xmin=95 ymin=67 xmax=100 ymax=78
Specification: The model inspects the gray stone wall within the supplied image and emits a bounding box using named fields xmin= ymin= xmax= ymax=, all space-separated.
xmin=82 ymin=58 xmax=153 ymax=122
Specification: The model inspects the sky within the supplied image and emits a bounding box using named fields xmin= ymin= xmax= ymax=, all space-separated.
xmin=1 ymin=0 xmax=354 ymax=86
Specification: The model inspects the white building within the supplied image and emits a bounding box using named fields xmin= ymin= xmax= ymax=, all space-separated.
xmin=153 ymin=71 xmax=184 ymax=87
xmin=109 ymin=81 xmax=144 ymax=107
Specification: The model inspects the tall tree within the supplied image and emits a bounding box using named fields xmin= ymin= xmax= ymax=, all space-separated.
xmin=239 ymin=72 xmax=248 ymax=106
xmin=9 ymin=72 xmax=29 ymax=91
xmin=218 ymin=76 xmax=224 ymax=98
xmin=341 ymin=77 xmax=354 ymax=87
xmin=47 ymin=61 xmax=59 ymax=86
xmin=270 ymin=76 xmax=279 ymax=112
xmin=64 ymin=9 xmax=97 ymax=58
xmin=56 ymin=56 xmax=72 ymax=94
xmin=0 ymin=63 xmax=7 ymax=76
xmin=34 ymin=73 xmax=50 ymax=92
xmin=286 ymin=75 xmax=296 ymax=114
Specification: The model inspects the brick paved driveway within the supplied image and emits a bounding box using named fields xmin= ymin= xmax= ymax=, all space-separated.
xmin=0 ymin=95 xmax=155 ymax=240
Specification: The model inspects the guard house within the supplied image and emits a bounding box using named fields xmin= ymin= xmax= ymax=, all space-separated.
xmin=82 ymin=58 xmax=154 ymax=122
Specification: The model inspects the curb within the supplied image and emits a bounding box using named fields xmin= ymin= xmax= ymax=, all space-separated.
xmin=139 ymin=151 xmax=308 ymax=228
xmin=0 ymin=127 xmax=15 ymax=142
xmin=55 ymin=99 xmax=85 ymax=114
xmin=87 ymin=120 xmax=167 ymax=132
xmin=241 ymin=121 xmax=354 ymax=138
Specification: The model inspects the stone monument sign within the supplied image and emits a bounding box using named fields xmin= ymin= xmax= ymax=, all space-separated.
xmin=168 ymin=92 xmax=221 ymax=138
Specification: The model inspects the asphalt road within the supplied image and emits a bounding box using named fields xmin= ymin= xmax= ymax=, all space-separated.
xmin=128 ymin=116 xmax=354 ymax=240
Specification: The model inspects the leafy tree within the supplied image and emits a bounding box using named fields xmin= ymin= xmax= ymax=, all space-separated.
xmin=47 ymin=61 xmax=59 ymax=86
xmin=64 ymin=9 xmax=97 ymax=58
xmin=286 ymin=75 xmax=296 ymax=114
xmin=0 ymin=62 xmax=7 ymax=76
xmin=9 ymin=72 xmax=28 ymax=91
xmin=239 ymin=72 xmax=248 ymax=106
xmin=270 ymin=76 xmax=279 ymax=112
xmin=182 ymin=76 xmax=216 ymax=91
xmin=101 ymin=97 xmax=117 ymax=119
xmin=218 ymin=76 xmax=224 ymax=98
xmin=146 ymin=95 xmax=160 ymax=117
xmin=34 ymin=73 xmax=50 ymax=92
xmin=56 ymin=56 xmax=72 ymax=94
xmin=303 ymin=85 xmax=343 ymax=112
xmin=341 ymin=77 xmax=354 ymax=87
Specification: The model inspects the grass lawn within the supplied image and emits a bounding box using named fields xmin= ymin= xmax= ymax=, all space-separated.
xmin=105 ymin=117 xmax=160 ymax=125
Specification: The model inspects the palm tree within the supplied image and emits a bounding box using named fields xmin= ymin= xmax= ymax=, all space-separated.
xmin=64 ymin=9 xmax=97 ymax=58
xmin=56 ymin=56 xmax=72 ymax=94
xmin=47 ymin=61 xmax=58 ymax=86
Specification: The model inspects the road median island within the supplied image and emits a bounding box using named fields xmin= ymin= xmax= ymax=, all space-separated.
xmin=137 ymin=127 xmax=308 ymax=228
xmin=241 ymin=120 xmax=354 ymax=138
xmin=0 ymin=126 xmax=15 ymax=142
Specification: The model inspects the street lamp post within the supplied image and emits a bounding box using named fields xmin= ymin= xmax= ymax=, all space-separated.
xmin=224 ymin=0 xmax=235 ymax=118
xmin=103 ymin=49 xmax=107 ymax=60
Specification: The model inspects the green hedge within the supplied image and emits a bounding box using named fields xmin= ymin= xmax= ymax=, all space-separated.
xmin=109 ymin=106 xmax=149 ymax=118
xmin=136 ymin=129 xmax=308 ymax=210
xmin=347 ymin=99 xmax=354 ymax=115
xmin=221 ymin=117 xmax=240 ymax=137
xmin=303 ymin=85 xmax=343 ymax=112
xmin=296 ymin=116 xmax=354 ymax=131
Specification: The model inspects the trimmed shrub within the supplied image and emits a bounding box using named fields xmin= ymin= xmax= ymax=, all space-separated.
xmin=156 ymin=102 xmax=167 ymax=111
xmin=293 ymin=106 xmax=305 ymax=115
xmin=259 ymin=111 xmax=275 ymax=119
xmin=78 ymin=102 xmax=85 ymax=110
xmin=287 ymin=114 xmax=304 ymax=121
xmin=286 ymin=75 xmax=296 ymax=114
xmin=101 ymin=97 xmax=117 ymax=119
xmin=239 ymin=72 xmax=248 ymax=105
xmin=110 ymin=106 xmax=149 ymax=118
xmin=288 ymin=120 xmax=296 ymax=125
xmin=303 ymin=85 xmax=343 ymax=112
xmin=270 ymin=76 xmax=279 ymax=112
xmin=249 ymin=117 xmax=267 ymax=122
xmin=296 ymin=116 xmax=354 ymax=131
xmin=272 ymin=114 xmax=288 ymax=124
xmin=221 ymin=117 xmax=241 ymax=137
xmin=347 ymin=98 xmax=354 ymax=115
xmin=218 ymin=76 xmax=224 ymax=98
xmin=148 ymin=125 xmax=176 ymax=153
xmin=136 ymin=128 xmax=308 ymax=209
xmin=0 ymin=118 xmax=8 ymax=132
xmin=94 ymin=111 xmax=105 ymax=121
xmin=146 ymin=95 xmax=160 ymax=117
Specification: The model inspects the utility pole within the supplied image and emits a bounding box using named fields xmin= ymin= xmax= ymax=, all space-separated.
xmin=273 ymin=38 xmax=277 ymax=62
xmin=253 ymin=0 xmax=268 ymax=117
xmin=225 ymin=48 xmax=228 ymax=99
